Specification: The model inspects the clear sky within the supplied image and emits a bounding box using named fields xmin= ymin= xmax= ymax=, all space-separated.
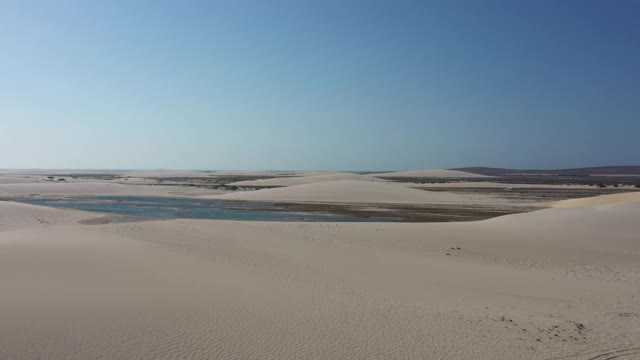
xmin=1 ymin=0 xmax=638 ymax=171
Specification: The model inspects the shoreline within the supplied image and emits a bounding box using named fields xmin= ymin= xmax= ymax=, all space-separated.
xmin=8 ymin=195 xmax=542 ymax=223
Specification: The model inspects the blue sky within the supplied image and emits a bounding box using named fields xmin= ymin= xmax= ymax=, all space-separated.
xmin=0 ymin=0 xmax=638 ymax=170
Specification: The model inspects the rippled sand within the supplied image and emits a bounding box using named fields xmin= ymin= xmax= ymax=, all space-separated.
xmin=1 ymin=194 xmax=639 ymax=359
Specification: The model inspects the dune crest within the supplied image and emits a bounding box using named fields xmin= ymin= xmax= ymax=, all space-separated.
xmin=212 ymin=179 xmax=484 ymax=204
xmin=230 ymin=173 xmax=384 ymax=187
xmin=546 ymin=191 xmax=640 ymax=208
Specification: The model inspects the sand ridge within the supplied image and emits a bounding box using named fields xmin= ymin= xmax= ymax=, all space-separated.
xmin=210 ymin=179 xmax=490 ymax=204
xmin=545 ymin=191 xmax=640 ymax=208
xmin=0 ymin=201 xmax=101 ymax=231
xmin=229 ymin=173 xmax=385 ymax=187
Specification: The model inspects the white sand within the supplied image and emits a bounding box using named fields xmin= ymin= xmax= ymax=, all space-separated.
xmin=230 ymin=173 xmax=385 ymax=187
xmin=1 ymin=200 xmax=639 ymax=360
xmin=546 ymin=191 xmax=640 ymax=208
xmin=0 ymin=201 xmax=101 ymax=231
xmin=371 ymin=169 xmax=491 ymax=178
xmin=211 ymin=179 xmax=488 ymax=204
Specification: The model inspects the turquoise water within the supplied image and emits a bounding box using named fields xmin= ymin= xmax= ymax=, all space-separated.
xmin=17 ymin=196 xmax=398 ymax=222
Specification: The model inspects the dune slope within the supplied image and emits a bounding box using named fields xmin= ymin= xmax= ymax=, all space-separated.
xmin=0 ymin=201 xmax=101 ymax=230
xmin=230 ymin=173 xmax=384 ymax=187
xmin=547 ymin=191 xmax=640 ymax=208
xmin=1 ymin=200 xmax=639 ymax=359
xmin=212 ymin=179 xmax=482 ymax=204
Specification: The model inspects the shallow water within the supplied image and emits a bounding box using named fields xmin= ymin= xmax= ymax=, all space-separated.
xmin=17 ymin=196 xmax=399 ymax=222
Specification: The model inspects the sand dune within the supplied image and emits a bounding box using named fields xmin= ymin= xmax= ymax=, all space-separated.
xmin=0 ymin=201 xmax=101 ymax=230
xmin=1 ymin=200 xmax=639 ymax=359
xmin=371 ymin=169 xmax=491 ymax=178
xmin=212 ymin=179 xmax=485 ymax=204
xmin=230 ymin=173 xmax=385 ymax=187
xmin=546 ymin=191 xmax=640 ymax=208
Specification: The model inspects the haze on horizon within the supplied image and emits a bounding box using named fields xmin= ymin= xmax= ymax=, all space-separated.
xmin=1 ymin=0 xmax=638 ymax=171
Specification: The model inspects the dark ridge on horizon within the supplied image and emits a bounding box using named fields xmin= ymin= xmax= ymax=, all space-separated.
xmin=453 ymin=166 xmax=640 ymax=176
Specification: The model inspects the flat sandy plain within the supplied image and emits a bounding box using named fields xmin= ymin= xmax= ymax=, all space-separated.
xmin=1 ymin=170 xmax=640 ymax=360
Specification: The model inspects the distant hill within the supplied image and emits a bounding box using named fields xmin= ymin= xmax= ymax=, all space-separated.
xmin=452 ymin=166 xmax=640 ymax=176
xmin=370 ymin=169 xmax=490 ymax=178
